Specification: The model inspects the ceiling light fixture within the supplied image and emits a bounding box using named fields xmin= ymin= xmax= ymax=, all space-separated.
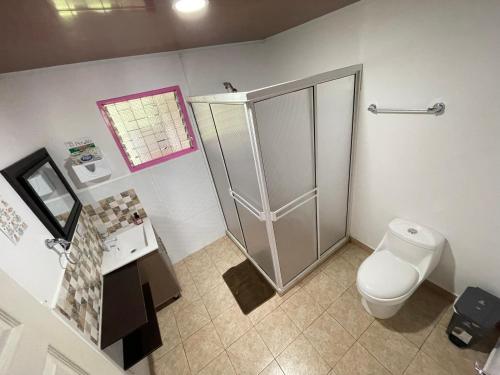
xmin=173 ymin=0 xmax=208 ymax=13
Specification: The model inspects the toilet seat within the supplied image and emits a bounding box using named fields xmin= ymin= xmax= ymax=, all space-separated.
xmin=357 ymin=250 xmax=419 ymax=300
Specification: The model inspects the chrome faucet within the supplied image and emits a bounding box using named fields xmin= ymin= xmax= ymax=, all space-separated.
xmin=45 ymin=238 xmax=72 ymax=251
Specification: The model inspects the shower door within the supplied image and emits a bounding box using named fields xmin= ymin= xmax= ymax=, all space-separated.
xmin=191 ymin=103 xmax=245 ymax=246
xmin=254 ymin=88 xmax=318 ymax=285
xmin=316 ymin=76 xmax=355 ymax=254
xmin=210 ymin=103 xmax=276 ymax=282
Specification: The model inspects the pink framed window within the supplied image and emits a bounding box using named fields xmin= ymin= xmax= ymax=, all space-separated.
xmin=97 ymin=86 xmax=197 ymax=172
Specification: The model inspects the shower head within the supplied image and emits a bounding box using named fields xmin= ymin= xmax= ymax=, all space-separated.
xmin=223 ymin=82 xmax=238 ymax=93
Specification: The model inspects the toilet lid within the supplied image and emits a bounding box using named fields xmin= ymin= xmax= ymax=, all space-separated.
xmin=357 ymin=251 xmax=419 ymax=299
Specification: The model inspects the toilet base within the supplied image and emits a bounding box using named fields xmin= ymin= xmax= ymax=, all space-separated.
xmin=361 ymin=296 xmax=404 ymax=319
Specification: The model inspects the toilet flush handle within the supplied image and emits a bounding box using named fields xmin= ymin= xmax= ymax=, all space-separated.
xmin=407 ymin=228 xmax=418 ymax=235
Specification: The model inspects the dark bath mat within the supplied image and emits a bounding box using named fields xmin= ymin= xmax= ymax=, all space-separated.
xmin=223 ymin=259 xmax=276 ymax=315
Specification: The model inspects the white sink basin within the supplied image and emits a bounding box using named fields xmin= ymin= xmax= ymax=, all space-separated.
xmin=101 ymin=218 xmax=158 ymax=275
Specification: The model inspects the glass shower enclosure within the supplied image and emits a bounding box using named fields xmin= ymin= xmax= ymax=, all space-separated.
xmin=189 ymin=65 xmax=362 ymax=292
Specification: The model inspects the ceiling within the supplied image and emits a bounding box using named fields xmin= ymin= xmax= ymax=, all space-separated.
xmin=0 ymin=0 xmax=358 ymax=74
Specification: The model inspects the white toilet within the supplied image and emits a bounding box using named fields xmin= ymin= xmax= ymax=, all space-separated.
xmin=356 ymin=218 xmax=445 ymax=319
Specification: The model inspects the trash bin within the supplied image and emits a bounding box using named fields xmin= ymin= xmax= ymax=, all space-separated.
xmin=447 ymin=287 xmax=500 ymax=348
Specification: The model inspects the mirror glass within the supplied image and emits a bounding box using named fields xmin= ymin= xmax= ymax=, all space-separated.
xmin=27 ymin=162 xmax=76 ymax=227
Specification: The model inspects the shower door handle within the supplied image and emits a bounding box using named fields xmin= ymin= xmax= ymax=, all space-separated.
xmin=270 ymin=188 xmax=318 ymax=222
xmin=229 ymin=189 xmax=266 ymax=221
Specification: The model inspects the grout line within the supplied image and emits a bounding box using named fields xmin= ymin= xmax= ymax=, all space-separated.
xmin=356 ymin=338 xmax=396 ymax=375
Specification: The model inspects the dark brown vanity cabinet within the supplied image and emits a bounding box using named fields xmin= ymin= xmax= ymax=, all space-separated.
xmin=137 ymin=246 xmax=181 ymax=310
xmin=101 ymin=234 xmax=180 ymax=370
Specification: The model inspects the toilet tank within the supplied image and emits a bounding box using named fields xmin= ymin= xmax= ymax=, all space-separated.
xmin=384 ymin=219 xmax=445 ymax=268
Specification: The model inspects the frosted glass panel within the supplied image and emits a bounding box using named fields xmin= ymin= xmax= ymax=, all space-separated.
xmin=191 ymin=103 xmax=245 ymax=246
xmin=272 ymin=199 xmax=317 ymax=285
xmin=210 ymin=104 xmax=261 ymax=209
xmin=211 ymin=103 xmax=275 ymax=282
xmin=254 ymin=88 xmax=315 ymax=210
xmin=236 ymin=203 xmax=275 ymax=282
xmin=254 ymin=88 xmax=317 ymax=284
xmin=316 ymin=76 xmax=355 ymax=254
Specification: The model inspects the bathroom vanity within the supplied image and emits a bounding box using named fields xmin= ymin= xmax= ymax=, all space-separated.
xmin=100 ymin=218 xmax=180 ymax=370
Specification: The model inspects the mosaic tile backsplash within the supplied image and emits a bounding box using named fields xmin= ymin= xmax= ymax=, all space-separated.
xmin=84 ymin=189 xmax=147 ymax=236
xmin=56 ymin=207 xmax=104 ymax=345
xmin=55 ymin=188 xmax=148 ymax=346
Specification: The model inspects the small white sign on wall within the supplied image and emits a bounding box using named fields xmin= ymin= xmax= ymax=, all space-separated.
xmin=0 ymin=195 xmax=28 ymax=244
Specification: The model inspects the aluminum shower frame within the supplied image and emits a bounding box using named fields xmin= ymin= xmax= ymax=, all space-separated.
xmin=189 ymin=64 xmax=363 ymax=294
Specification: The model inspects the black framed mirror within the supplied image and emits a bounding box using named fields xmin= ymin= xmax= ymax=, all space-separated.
xmin=1 ymin=148 xmax=82 ymax=241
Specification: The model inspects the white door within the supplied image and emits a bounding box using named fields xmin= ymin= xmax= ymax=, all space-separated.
xmin=0 ymin=268 xmax=123 ymax=375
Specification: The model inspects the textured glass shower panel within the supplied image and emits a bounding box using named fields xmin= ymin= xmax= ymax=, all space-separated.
xmin=234 ymin=203 xmax=275 ymax=281
xmin=191 ymin=103 xmax=245 ymax=246
xmin=254 ymin=88 xmax=317 ymax=284
xmin=210 ymin=103 xmax=275 ymax=282
xmin=316 ymin=76 xmax=355 ymax=254
xmin=254 ymin=89 xmax=316 ymax=209
xmin=210 ymin=104 xmax=261 ymax=208
xmin=272 ymin=199 xmax=317 ymax=285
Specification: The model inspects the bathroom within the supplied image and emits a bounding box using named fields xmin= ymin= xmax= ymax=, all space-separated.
xmin=0 ymin=0 xmax=499 ymax=374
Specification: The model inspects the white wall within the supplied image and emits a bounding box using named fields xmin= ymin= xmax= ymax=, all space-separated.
xmin=0 ymin=177 xmax=64 ymax=305
xmin=259 ymin=0 xmax=500 ymax=296
xmin=0 ymin=52 xmax=230 ymax=265
xmin=179 ymin=41 xmax=270 ymax=95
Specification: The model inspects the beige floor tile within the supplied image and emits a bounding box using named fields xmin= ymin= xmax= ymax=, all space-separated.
xmin=212 ymin=252 xmax=242 ymax=275
xmin=171 ymin=281 xmax=202 ymax=315
xmin=340 ymin=244 xmax=370 ymax=269
xmin=248 ymin=295 xmax=281 ymax=325
xmin=174 ymin=300 xmax=211 ymax=340
xmin=359 ymin=321 xmax=418 ymax=374
xmin=174 ymin=261 xmax=195 ymax=289
xmin=327 ymin=287 xmax=374 ymax=338
xmin=281 ymin=289 xmax=324 ymax=331
xmin=298 ymin=268 xmax=322 ymax=288
xmin=403 ymin=351 xmax=448 ymax=375
xmin=275 ymin=284 xmax=302 ymax=305
xmin=409 ymin=285 xmax=452 ymax=318
xmin=191 ymin=264 xmax=224 ymax=294
xmin=183 ymin=323 xmax=224 ymax=374
xmin=260 ymin=361 xmax=284 ymax=375
xmin=213 ymin=236 xmax=245 ymax=261
xmin=303 ymin=272 xmax=347 ymax=309
xmin=276 ymin=334 xmax=330 ymax=375
xmin=184 ymin=249 xmax=213 ymax=275
xmin=213 ymin=304 xmax=253 ymax=348
xmin=421 ymin=325 xmax=490 ymax=375
xmin=152 ymin=308 xmax=181 ymax=360
xmin=304 ymin=312 xmax=355 ymax=368
xmin=152 ymin=343 xmax=191 ymax=375
xmin=202 ymin=283 xmax=236 ymax=319
xmin=381 ymin=302 xmax=438 ymax=348
xmin=198 ymin=351 xmax=235 ymax=375
xmin=335 ymin=342 xmax=390 ymax=375
xmin=405 ymin=286 xmax=451 ymax=327
xmin=227 ymin=328 xmax=273 ymax=374
xmin=321 ymin=257 xmax=356 ymax=288
xmin=207 ymin=239 xmax=243 ymax=275
xmin=203 ymin=236 xmax=229 ymax=256
xmin=438 ymin=305 xmax=454 ymax=328
xmin=255 ymin=307 xmax=300 ymax=356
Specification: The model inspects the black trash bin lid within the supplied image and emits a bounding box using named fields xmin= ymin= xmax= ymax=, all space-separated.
xmin=454 ymin=287 xmax=500 ymax=329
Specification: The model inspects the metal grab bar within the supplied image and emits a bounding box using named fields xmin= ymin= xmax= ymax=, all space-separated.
xmin=367 ymin=102 xmax=445 ymax=115
xmin=229 ymin=189 xmax=265 ymax=221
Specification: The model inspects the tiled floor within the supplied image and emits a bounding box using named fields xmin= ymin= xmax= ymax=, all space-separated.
xmin=150 ymin=237 xmax=494 ymax=375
